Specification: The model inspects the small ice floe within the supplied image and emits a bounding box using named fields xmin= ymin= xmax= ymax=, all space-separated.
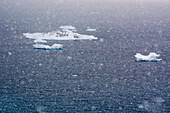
xmin=135 ymin=52 xmax=162 ymax=62
xmin=23 ymin=26 xmax=98 ymax=41
xmin=34 ymin=39 xmax=47 ymax=43
xmin=86 ymin=28 xmax=96 ymax=32
xmin=59 ymin=25 xmax=76 ymax=30
xmin=33 ymin=44 xmax=64 ymax=50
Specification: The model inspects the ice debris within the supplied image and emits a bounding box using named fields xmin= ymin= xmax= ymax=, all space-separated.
xmin=34 ymin=39 xmax=47 ymax=43
xmin=33 ymin=44 xmax=64 ymax=50
xmin=135 ymin=52 xmax=162 ymax=62
xmin=23 ymin=26 xmax=98 ymax=41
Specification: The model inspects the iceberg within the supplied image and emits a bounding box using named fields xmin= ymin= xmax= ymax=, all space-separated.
xmin=34 ymin=39 xmax=47 ymax=43
xmin=135 ymin=52 xmax=162 ymax=62
xmin=23 ymin=26 xmax=98 ymax=41
xmin=33 ymin=44 xmax=64 ymax=50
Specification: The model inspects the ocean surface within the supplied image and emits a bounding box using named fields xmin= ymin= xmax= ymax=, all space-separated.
xmin=0 ymin=0 xmax=169 ymax=112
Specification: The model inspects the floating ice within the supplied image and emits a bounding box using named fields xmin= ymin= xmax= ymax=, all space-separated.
xmin=135 ymin=52 xmax=162 ymax=62
xmin=86 ymin=28 xmax=96 ymax=32
xmin=33 ymin=44 xmax=64 ymax=50
xmin=23 ymin=26 xmax=98 ymax=50
xmin=34 ymin=39 xmax=47 ymax=43
xmin=23 ymin=26 xmax=98 ymax=41
xmin=59 ymin=25 xmax=76 ymax=30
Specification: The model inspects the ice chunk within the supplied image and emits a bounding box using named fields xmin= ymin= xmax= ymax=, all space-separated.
xmin=34 ymin=39 xmax=47 ymax=43
xmin=23 ymin=26 xmax=98 ymax=40
xmin=86 ymin=28 xmax=96 ymax=32
xmin=135 ymin=52 xmax=162 ymax=62
xmin=23 ymin=33 xmax=45 ymax=39
xmin=59 ymin=25 xmax=76 ymax=30
xmin=33 ymin=44 xmax=63 ymax=50
xmin=51 ymin=44 xmax=63 ymax=48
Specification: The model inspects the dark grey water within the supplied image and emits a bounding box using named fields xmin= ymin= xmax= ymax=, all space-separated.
xmin=0 ymin=0 xmax=170 ymax=112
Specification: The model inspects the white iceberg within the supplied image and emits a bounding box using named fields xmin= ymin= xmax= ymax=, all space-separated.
xmin=135 ymin=52 xmax=162 ymax=62
xmin=86 ymin=28 xmax=96 ymax=32
xmin=34 ymin=39 xmax=47 ymax=43
xmin=33 ymin=44 xmax=64 ymax=50
xmin=23 ymin=26 xmax=98 ymax=41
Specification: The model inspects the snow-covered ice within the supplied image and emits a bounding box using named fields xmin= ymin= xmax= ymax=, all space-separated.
xmin=135 ymin=52 xmax=162 ymax=62
xmin=34 ymin=39 xmax=47 ymax=43
xmin=23 ymin=26 xmax=98 ymax=41
xmin=23 ymin=26 xmax=97 ymax=50
xmin=33 ymin=44 xmax=63 ymax=50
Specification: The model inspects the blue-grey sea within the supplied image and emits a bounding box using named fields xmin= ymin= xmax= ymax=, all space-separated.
xmin=0 ymin=0 xmax=169 ymax=112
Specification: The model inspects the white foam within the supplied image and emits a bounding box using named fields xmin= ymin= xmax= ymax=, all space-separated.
xmin=33 ymin=44 xmax=63 ymax=50
xmin=135 ymin=52 xmax=162 ymax=62
xmin=23 ymin=26 xmax=98 ymax=41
